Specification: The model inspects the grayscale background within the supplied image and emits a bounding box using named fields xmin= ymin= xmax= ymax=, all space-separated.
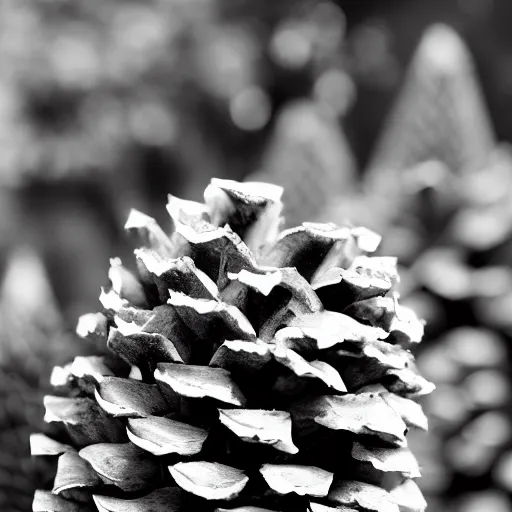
xmin=1 ymin=0 xmax=512 ymax=511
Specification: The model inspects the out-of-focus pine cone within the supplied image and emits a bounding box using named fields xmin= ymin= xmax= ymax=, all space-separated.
xmin=0 ymin=248 xmax=78 ymax=512
xmin=250 ymin=100 xmax=357 ymax=228
xmin=367 ymin=23 xmax=495 ymax=184
xmin=320 ymin=23 xmax=501 ymax=264
xmin=31 ymin=178 xmax=432 ymax=512
xmin=317 ymin=20 xmax=512 ymax=512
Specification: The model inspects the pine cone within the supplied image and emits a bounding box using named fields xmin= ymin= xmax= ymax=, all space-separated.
xmin=0 ymin=247 xmax=78 ymax=512
xmin=250 ymin=100 xmax=357 ymax=228
xmin=31 ymin=178 xmax=432 ymax=512
xmin=367 ymin=23 xmax=495 ymax=195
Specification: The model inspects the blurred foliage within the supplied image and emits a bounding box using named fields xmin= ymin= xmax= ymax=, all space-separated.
xmin=0 ymin=0 xmax=351 ymax=190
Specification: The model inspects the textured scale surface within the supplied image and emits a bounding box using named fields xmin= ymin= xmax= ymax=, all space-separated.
xmin=31 ymin=178 xmax=433 ymax=512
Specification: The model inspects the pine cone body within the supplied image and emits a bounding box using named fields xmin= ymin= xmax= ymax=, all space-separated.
xmin=32 ymin=179 xmax=432 ymax=512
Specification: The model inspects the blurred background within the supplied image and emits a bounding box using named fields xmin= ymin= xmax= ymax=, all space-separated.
xmin=2 ymin=0 xmax=512 ymax=511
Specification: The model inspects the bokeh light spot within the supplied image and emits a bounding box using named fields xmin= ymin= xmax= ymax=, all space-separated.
xmin=229 ymin=86 xmax=271 ymax=131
